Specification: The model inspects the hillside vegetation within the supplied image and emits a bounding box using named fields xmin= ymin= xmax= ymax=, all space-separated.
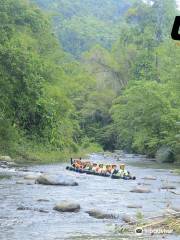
xmin=0 ymin=0 xmax=179 ymax=163
xmin=0 ymin=0 xmax=100 ymax=161
xmin=32 ymin=0 xmax=133 ymax=57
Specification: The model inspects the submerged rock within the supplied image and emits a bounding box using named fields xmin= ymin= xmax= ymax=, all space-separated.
xmin=16 ymin=180 xmax=34 ymax=185
xmin=127 ymin=204 xmax=142 ymax=209
xmin=142 ymin=175 xmax=157 ymax=180
xmin=17 ymin=206 xmax=48 ymax=213
xmin=130 ymin=186 xmax=151 ymax=193
xmin=53 ymin=202 xmax=80 ymax=212
xmin=37 ymin=199 xmax=50 ymax=202
xmin=170 ymin=190 xmax=180 ymax=195
xmin=36 ymin=174 xmax=78 ymax=186
xmin=86 ymin=209 xmax=117 ymax=219
xmin=122 ymin=214 xmax=136 ymax=224
xmin=161 ymin=185 xmax=176 ymax=190
xmin=137 ymin=182 xmax=151 ymax=186
xmin=7 ymin=162 xmax=17 ymax=167
xmin=171 ymin=206 xmax=180 ymax=212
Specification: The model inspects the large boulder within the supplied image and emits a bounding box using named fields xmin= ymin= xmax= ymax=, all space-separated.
xmin=53 ymin=202 xmax=80 ymax=212
xmin=36 ymin=174 xmax=78 ymax=186
xmin=86 ymin=209 xmax=117 ymax=219
xmin=130 ymin=186 xmax=151 ymax=193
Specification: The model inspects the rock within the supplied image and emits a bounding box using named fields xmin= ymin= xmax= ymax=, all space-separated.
xmin=17 ymin=206 xmax=31 ymax=211
xmin=127 ymin=204 xmax=142 ymax=209
xmin=36 ymin=174 xmax=78 ymax=186
xmin=16 ymin=181 xmax=24 ymax=185
xmin=37 ymin=199 xmax=50 ymax=202
xmin=17 ymin=206 xmax=48 ymax=213
xmin=169 ymin=170 xmax=179 ymax=176
xmin=16 ymin=180 xmax=34 ymax=185
xmin=171 ymin=206 xmax=180 ymax=212
xmin=161 ymin=185 xmax=176 ymax=190
xmin=24 ymin=173 xmax=41 ymax=180
xmin=0 ymin=164 xmax=7 ymax=169
xmin=142 ymin=176 xmax=157 ymax=180
xmin=122 ymin=214 xmax=136 ymax=224
xmin=170 ymin=190 xmax=180 ymax=195
xmin=86 ymin=209 xmax=117 ymax=219
xmin=0 ymin=161 xmax=8 ymax=164
xmin=7 ymin=162 xmax=17 ymax=167
xmin=0 ymin=156 xmax=12 ymax=162
xmin=130 ymin=186 xmax=151 ymax=193
xmin=53 ymin=202 xmax=80 ymax=212
xmin=20 ymin=168 xmax=30 ymax=172
xmin=137 ymin=182 xmax=151 ymax=186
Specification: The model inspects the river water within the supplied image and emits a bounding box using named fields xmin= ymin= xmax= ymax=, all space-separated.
xmin=0 ymin=153 xmax=180 ymax=240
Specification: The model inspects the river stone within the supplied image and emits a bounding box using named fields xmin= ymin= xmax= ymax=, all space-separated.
xmin=122 ymin=214 xmax=136 ymax=224
xmin=137 ymin=182 xmax=151 ymax=186
xmin=16 ymin=180 xmax=34 ymax=185
xmin=37 ymin=199 xmax=50 ymax=202
xmin=130 ymin=186 xmax=151 ymax=193
xmin=142 ymin=175 xmax=157 ymax=180
xmin=86 ymin=209 xmax=117 ymax=219
xmin=7 ymin=161 xmax=17 ymax=167
xmin=17 ymin=206 xmax=48 ymax=213
xmin=0 ymin=156 xmax=12 ymax=162
xmin=161 ymin=185 xmax=176 ymax=190
xmin=170 ymin=190 xmax=180 ymax=195
xmin=53 ymin=202 xmax=80 ymax=212
xmin=36 ymin=174 xmax=78 ymax=186
xmin=171 ymin=206 xmax=180 ymax=212
xmin=127 ymin=204 xmax=142 ymax=209
xmin=24 ymin=173 xmax=41 ymax=180
xmin=0 ymin=164 xmax=7 ymax=169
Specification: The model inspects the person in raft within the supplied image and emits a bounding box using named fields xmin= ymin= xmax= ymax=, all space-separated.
xmin=112 ymin=164 xmax=130 ymax=177
xmin=70 ymin=159 xmax=131 ymax=177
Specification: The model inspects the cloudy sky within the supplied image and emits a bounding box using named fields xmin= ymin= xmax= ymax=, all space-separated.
xmin=177 ymin=0 xmax=180 ymax=9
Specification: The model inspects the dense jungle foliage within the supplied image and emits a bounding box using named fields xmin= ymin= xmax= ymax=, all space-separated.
xmin=32 ymin=0 xmax=133 ymax=57
xmin=0 ymin=0 xmax=179 ymax=162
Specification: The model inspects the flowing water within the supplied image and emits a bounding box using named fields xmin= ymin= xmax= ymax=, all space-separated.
xmin=0 ymin=153 xmax=180 ymax=240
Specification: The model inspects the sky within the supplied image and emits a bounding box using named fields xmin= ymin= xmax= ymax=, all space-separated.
xmin=177 ymin=0 xmax=180 ymax=9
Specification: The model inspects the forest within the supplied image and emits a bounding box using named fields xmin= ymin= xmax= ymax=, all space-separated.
xmin=0 ymin=0 xmax=179 ymax=163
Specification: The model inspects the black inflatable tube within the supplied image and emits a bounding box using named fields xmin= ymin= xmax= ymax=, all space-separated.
xmin=67 ymin=166 xmax=110 ymax=177
xmin=66 ymin=166 xmax=136 ymax=180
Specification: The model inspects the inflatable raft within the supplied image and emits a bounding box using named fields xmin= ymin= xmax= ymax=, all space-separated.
xmin=66 ymin=166 xmax=136 ymax=180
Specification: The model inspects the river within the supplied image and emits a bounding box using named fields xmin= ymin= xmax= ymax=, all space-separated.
xmin=0 ymin=153 xmax=180 ymax=240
